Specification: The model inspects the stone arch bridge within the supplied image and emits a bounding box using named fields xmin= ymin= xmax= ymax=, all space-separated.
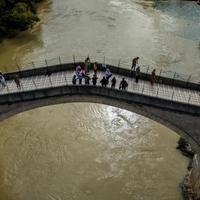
xmin=0 ymin=61 xmax=199 ymax=151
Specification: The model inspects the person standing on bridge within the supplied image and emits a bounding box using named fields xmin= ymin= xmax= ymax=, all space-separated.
xmin=77 ymin=71 xmax=83 ymax=85
xmin=131 ymin=57 xmax=139 ymax=71
xmin=105 ymin=68 xmax=112 ymax=80
xmin=14 ymin=75 xmax=21 ymax=89
xmin=119 ymin=78 xmax=128 ymax=90
xmin=92 ymin=74 xmax=98 ymax=86
xmin=150 ymin=69 xmax=156 ymax=86
xmin=111 ymin=77 xmax=116 ymax=88
xmin=100 ymin=76 xmax=108 ymax=87
xmin=76 ymin=65 xmax=81 ymax=75
xmin=85 ymin=73 xmax=91 ymax=85
xmin=135 ymin=66 xmax=140 ymax=83
xmin=72 ymin=75 xmax=77 ymax=85
xmin=93 ymin=62 xmax=98 ymax=75
xmin=85 ymin=57 xmax=91 ymax=73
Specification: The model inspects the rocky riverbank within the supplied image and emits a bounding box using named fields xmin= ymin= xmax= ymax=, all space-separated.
xmin=177 ymin=138 xmax=200 ymax=200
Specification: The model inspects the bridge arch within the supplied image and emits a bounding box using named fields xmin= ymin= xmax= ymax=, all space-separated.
xmin=0 ymin=92 xmax=199 ymax=151
xmin=0 ymin=61 xmax=199 ymax=151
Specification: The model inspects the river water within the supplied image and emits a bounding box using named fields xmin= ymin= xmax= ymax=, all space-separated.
xmin=0 ymin=0 xmax=199 ymax=199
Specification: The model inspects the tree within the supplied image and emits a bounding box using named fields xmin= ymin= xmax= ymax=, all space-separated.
xmin=0 ymin=0 xmax=43 ymax=39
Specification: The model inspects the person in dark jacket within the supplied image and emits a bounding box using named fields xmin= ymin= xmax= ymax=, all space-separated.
xmin=135 ymin=66 xmax=140 ymax=83
xmin=111 ymin=77 xmax=116 ymax=88
xmin=85 ymin=73 xmax=91 ymax=85
xmin=131 ymin=57 xmax=139 ymax=71
xmin=150 ymin=69 xmax=156 ymax=86
xmin=119 ymin=78 xmax=128 ymax=90
xmin=72 ymin=75 xmax=77 ymax=85
xmin=100 ymin=76 xmax=108 ymax=87
xmin=92 ymin=74 xmax=98 ymax=86
xmin=14 ymin=75 xmax=21 ymax=89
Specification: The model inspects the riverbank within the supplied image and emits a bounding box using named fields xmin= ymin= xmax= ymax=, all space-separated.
xmin=181 ymin=155 xmax=200 ymax=200
xmin=30 ymin=0 xmax=51 ymax=33
xmin=0 ymin=0 xmax=48 ymax=41
xmin=177 ymin=138 xmax=200 ymax=200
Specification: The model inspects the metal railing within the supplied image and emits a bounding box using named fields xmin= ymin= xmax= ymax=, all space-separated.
xmin=1 ymin=55 xmax=200 ymax=84
xmin=0 ymin=69 xmax=199 ymax=107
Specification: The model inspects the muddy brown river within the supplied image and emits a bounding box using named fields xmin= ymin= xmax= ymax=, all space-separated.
xmin=0 ymin=0 xmax=199 ymax=199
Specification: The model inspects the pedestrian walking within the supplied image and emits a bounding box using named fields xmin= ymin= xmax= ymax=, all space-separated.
xmin=14 ymin=75 xmax=21 ymax=89
xmin=131 ymin=57 xmax=139 ymax=71
xmin=119 ymin=78 xmax=128 ymax=90
xmin=100 ymin=76 xmax=108 ymax=87
xmin=0 ymin=72 xmax=6 ymax=88
xmin=111 ymin=77 xmax=116 ymax=88
xmin=150 ymin=69 xmax=156 ymax=86
xmin=72 ymin=75 xmax=77 ymax=85
xmin=135 ymin=66 xmax=140 ymax=83
xmin=92 ymin=74 xmax=98 ymax=86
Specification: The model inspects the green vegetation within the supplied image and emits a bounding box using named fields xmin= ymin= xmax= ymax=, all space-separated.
xmin=0 ymin=0 xmax=43 ymax=39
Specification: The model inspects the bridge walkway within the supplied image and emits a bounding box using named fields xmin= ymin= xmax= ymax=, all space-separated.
xmin=0 ymin=70 xmax=199 ymax=106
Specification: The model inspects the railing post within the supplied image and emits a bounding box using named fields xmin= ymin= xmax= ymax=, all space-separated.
xmin=172 ymin=72 xmax=176 ymax=83
xmin=59 ymin=56 xmax=62 ymax=65
xmin=64 ymin=73 xmax=68 ymax=85
xmin=146 ymin=66 xmax=149 ymax=78
xmin=32 ymin=62 xmax=35 ymax=69
xmin=4 ymin=66 xmax=8 ymax=74
xmin=49 ymin=75 xmax=52 ymax=87
xmin=103 ymin=56 xmax=105 ymax=65
xmin=20 ymin=79 xmax=24 ymax=91
xmin=171 ymin=90 xmax=174 ymax=100
xmin=5 ymin=83 xmax=10 ymax=94
xmin=186 ymin=75 xmax=191 ymax=87
xmin=6 ymin=84 xmax=10 ymax=105
xmin=156 ymin=87 xmax=159 ymax=97
xmin=73 ymin=55 xmax=76 ymax=64
xmin=188 ymin=94 xmax=191 ymax=104
xmin=32 ymin=78 xmax=37 ymax=89
xmin=159 ymin=69 xmax=162 ymax=77
xmin=173 ymin=72 xmax=176 ymax=79
xmin=16 ymin=63 xmax=21 ymax=72
xmin=142 ymin=83 xmax=145 ymax=94
xmin=118 ymin=59 xmax=121 ymax=68
xmin=146 ymin=66 xmax=149 ymax=74
xmin=118 ymin=59 xmax=121 ymax=73
xmin=45 ymin=59 xmax=48 ymax=67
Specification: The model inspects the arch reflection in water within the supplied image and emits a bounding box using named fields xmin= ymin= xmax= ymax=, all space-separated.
xmin=0 ymin=103 xmax=188 ymax=200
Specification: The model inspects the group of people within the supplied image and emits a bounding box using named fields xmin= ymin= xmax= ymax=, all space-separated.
xmin=72 ymin=57 xmax=129 ymax=90
xmin=0 ymin=56 xmax=157 ymax=92
xmin=0 ymin=72 xmax=21 ymax=90
xmin=71 ymin=56 xmax=157 ymax=89
xmin=132 ymin=56 xmax=156 ymax=85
